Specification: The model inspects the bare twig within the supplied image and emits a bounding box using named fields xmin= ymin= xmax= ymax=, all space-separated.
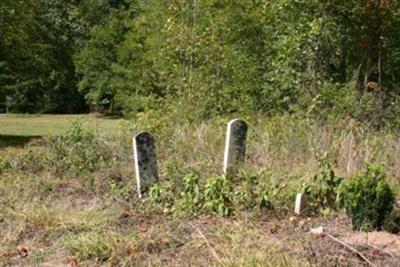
xmin=325 ymin=232 xmax=377 ymax=267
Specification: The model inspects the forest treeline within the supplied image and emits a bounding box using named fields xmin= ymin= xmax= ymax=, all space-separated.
xmin=1 ymin=0 xmax=400 ymax=126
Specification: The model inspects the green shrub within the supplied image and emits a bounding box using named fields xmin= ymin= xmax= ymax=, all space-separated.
xmin=204 ymin=175 xmax=233 ymax=216
xmin=340 ymin=164 xmax=395 ymax=231
xmin=44 ymin=120 xmax=112 ymax=176
xmin=304 ymin=155 xmax=342 ymax=215
xmin=383 ymin=210 xmax=400 ymax=234
xmin=148 ymin=183 xmax=161 ymax=202
xmin=234 ymin=173 xmax=258 ymax=209
xmin=153 ymin=170 xmax=274 ymax=217
xmin=307 ymin=83 xmax=354 ymax=122
xmin=146 ymin=169 xmax=280 ymax=217
xmin=172 ymin=173 xmax=202 ymax=215
xmin=234 ymin=171 xmax=272 ymax=210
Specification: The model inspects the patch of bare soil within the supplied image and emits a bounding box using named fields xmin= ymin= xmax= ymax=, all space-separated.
xmin=302 ymin=215 xmax=400 ymax=266
xmin=342 ymin=231 xmax=400 ymax=258
xmin=39 ymin=250 xmax=70 ymax=267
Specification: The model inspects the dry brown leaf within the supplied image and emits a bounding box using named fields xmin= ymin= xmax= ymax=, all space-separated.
xmin=68 ymin=256 xmax=79 ymax=267
xmin=126 ymin=244 xmax=140 ymax=255
xmin=138 ymin=226 xmax=148 ymax=233
xmin=16 ymin=245 xmax=28 ymax=258
xmin=160 ymin=237 xmax=170 ymax=243
xmin=1 ymin=250 xmax=17 ymax=259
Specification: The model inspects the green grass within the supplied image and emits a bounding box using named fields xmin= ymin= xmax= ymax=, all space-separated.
xmin=0 ymin=114 xmax=123 ymax=148
xmin=0 ymin=114 xmax=122 ymax=136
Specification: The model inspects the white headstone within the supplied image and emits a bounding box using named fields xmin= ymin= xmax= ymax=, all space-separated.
xmin=133 ymin=132 xmax=159 ymax=198
xmin=223 ymin=119 xmax=248 ymax=174
xmin=294 ymin=193 xmax=307 ymax=215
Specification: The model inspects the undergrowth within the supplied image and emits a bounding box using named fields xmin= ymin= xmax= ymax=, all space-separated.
xmin=1 ymin=115 xmax=400 ymax=266
xmin=340 ymin=164 xmax=397 ymax=232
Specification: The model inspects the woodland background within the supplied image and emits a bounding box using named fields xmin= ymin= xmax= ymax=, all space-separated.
xmin=1 ymin=0 xmax=400 ymax=127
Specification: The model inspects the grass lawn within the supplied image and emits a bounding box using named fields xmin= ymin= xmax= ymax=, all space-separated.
xmin=0 ymin=114 xmax=123 ymax=147
xmin=0 ymin=114 xmax=122 ymax=136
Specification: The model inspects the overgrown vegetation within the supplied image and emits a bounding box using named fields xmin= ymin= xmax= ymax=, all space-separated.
xmin=340 ymin=164 xmax=397 ymax=232
xmin=2 ymin=0 xmax=400 ymax=265
xmin=1 ymin=116 xmax=400 ymax=265
xmin=303 ymin=155 xmax=342 ymax=215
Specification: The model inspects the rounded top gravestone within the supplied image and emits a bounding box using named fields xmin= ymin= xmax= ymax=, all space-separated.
xmin=223 ymin=119 xmax=248 ymax=174
xmin=133 ymin=132 xmax=159 ymax=198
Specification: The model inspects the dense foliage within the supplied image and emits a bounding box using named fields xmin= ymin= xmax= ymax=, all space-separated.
xmin=1 ymin=0 xmax=400 ymax=125
xmin=0 ymin=0 xmax=126 ymax=113
xmin=340 ymin=164 xmax=396 ymax=232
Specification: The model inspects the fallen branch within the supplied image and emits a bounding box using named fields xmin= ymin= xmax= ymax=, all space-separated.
xmin=325 ymin=232 xmax=377 ymax=267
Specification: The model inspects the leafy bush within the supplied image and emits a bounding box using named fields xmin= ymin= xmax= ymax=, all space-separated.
xmin=234 ymin=172 xmax=272 ymax=210
xmin=172 ymin=173 xmax=202 ymax=215
xmin=339 ymin=164 xmax=395 ymax=231
xmin=383 ymin=210 xmax=400 ymax=234
xmin=204 ymin=175 xmax=233 ymax=216
xmin=44 ymin=120 xmax=113 ymax=176
xmin=304 ymin=155 xmax=342 ymax=215
xmin=148 ymin=184 xmax=162 ymax=202
xmin=160 ymin=171 xmax=274 ymax=217
xmin=307 ymin=83 xmax=354 ymax=122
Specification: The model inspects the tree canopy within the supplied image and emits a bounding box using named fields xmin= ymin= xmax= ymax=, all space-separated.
xmin=1 ymin=0 xmax=400 ymax=126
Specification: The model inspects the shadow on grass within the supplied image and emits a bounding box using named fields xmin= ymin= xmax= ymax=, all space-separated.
xmin=0 ymin=135 xmax=41 ymax=148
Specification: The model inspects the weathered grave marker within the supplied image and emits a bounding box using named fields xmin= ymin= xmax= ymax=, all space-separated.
xmin=294 ymin=193 xmax=307 ymax=215
xmin=133 ymin=132 xmax=159 ymax=198
xmin=223 ymin=119 xmax=248 ymax=174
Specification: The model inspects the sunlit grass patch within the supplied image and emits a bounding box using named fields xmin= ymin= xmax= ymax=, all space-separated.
xmin=1 ymin=202 xmax=123 ymax=245
xmin=0 ymin=114 xmax=122 ymax=137
xmin=61 ymin=231 xmax=120 ymax=262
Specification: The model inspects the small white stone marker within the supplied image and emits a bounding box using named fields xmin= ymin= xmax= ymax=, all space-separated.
xmin=133 ymin=132 xmax=159 ymax=198
xmin=294 ymin=193 xmax=307 ymax=215
xmin=223 ymin=119 xmax=248 ymax=174
xmin=310 ymin=226 xmax=324 ymax=235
